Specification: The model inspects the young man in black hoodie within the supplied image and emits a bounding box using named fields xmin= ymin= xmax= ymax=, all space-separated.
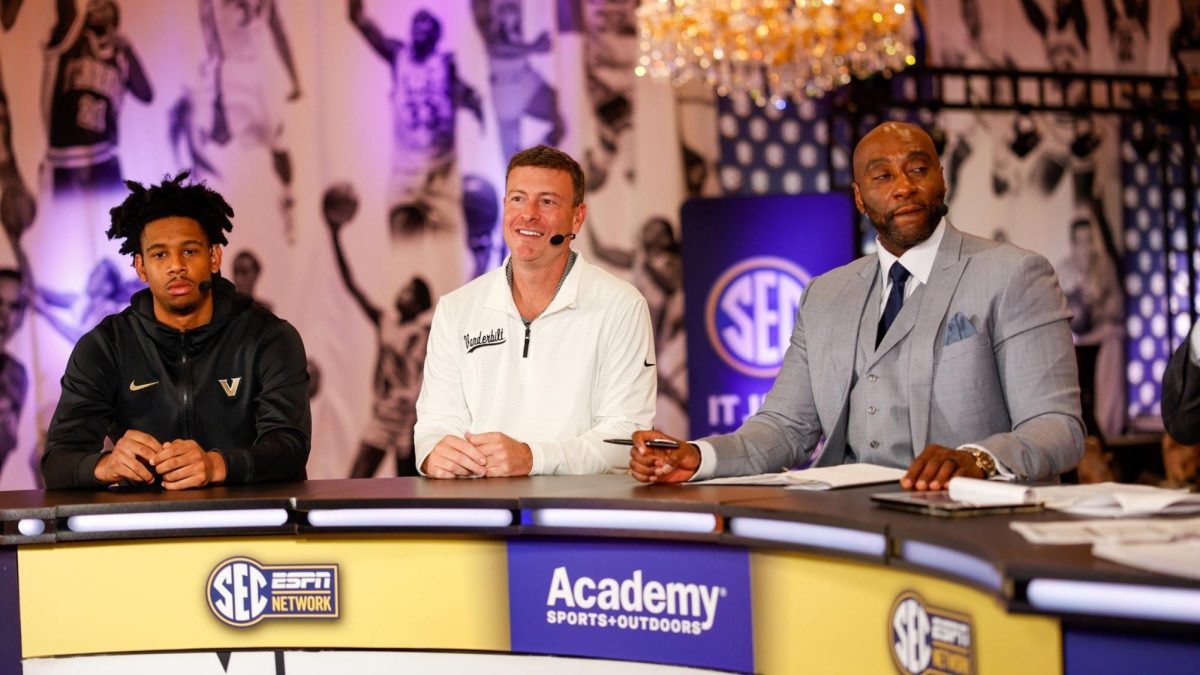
xmin=42 ymin=172 xmax=311 ymax=490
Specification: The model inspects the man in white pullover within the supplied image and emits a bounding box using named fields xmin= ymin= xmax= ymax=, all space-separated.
xmin=415 ymin=145 xmax=656 ymax=478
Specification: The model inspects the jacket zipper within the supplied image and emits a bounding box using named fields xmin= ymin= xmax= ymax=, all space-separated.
xmin=180 ymin=333 xmax=192 ymax=438
xmin=521 ymin=302 xmax=572 ymax=359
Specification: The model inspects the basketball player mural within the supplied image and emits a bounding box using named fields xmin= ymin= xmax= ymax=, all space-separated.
xmin=43 ymin=0 xmax=153 ymax=195
xmin=937 ymin=0 xmax=1019 ymax=203
xmin=1102 ymin=0 xmax=1150 ymax=71
xmin=0 ymin=269 xmax=28 ymax=478
xmin=231 ymin=249 xmax=272 ymax=312
xmin=1173 ymin=0 xmax=1200 ymax=102
xmin=348 ymin=0 xmax=484 ymax=239
xmin=472 ymin=0 xmax=565 ymax=162
xmin=33 ymin=257 xmax=143 ymax=345
xmin=199 ymin=0 xmax=302 ymax=243
xmin=2 ymin=2 xmax=40 ymax=472
xmin=558 ymin=0 xmax=637 ymax=191
xmin=0 ymin=0 xmax=36 ymax=246
xmin=588 ymin=217 xmax=688 ymax=427
xmin=461 ymin=173 xmax=499 ymax=278
xmin=323 ymin=182 xmax=433 ymax=477
xmin=1016 ymin=1 xmax=1121 ymax=283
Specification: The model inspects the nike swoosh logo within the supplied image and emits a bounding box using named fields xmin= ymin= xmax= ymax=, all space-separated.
xmin=643 ymin=360 xmax=655 ymax=367
xmin=129 ymin=380 xmax=160 ymax=391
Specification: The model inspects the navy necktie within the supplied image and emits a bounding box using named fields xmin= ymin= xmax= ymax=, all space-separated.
xmin=877 ymin=263 xmax=911 ymax=347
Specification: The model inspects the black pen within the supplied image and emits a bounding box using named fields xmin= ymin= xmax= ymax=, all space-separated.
xmin=604 ymin=438 xmax=680 ymax=449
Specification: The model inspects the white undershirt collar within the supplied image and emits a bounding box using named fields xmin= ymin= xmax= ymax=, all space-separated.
xmin=875 ymin=221 xmax=946 ymax=310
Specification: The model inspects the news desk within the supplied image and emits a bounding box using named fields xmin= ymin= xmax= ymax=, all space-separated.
xmin=0 ymin=475 xmax=1197 ymax=674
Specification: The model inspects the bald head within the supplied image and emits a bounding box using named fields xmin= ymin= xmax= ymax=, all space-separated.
xmin=852 ymin=122 xmax=941 ymax=183
xmin=851 ymin=121 xmax=948 ymax=256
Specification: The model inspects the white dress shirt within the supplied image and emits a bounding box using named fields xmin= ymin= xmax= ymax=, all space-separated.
xmin=875 ymin=221 xmax=945 ymax=313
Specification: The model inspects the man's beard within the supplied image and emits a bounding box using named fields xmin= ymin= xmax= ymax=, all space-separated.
xmin=871 ymin=202 xmax=947 ymax=251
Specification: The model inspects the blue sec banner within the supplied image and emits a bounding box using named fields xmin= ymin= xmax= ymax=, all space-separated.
xmin=507 ymin=539 xmax=753 ymax=672
xmin=682 ymin=193 xmax=857 ymax=438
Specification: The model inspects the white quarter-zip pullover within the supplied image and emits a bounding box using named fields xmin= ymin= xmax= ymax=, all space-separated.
xmin=415 ymin=253 xmax=657 ymax=475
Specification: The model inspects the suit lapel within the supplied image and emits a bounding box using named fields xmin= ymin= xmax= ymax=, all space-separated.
xmin=830 ymin=262 xmax=876 ymax=384
xmin=908 ymin=224 xmax=969 ymax=452
xmin=813 ymin=260 xmax=875 ymax=467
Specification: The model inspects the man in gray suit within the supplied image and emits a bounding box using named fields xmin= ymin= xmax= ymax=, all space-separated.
xmin=1162 ymin=323 xmax=1200 ymax=444
xmin=630 ymin=121 xmax=1084 ymax=490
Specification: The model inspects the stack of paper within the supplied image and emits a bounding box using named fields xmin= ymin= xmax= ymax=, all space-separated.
xmin=693 ymin=463 xmax=906 ymax=491
xmin=948 ymin=478 xmax=1200 ymax=517
xmin=946 ymin=478 xmax=1038 ymax=505
xmin=1092 ymin=539 xmax=1200 ymax=580
xmin=1010 ymin=516 xmax=1200 ymax=580
xmin=1011 ymin=517 xmax=1200 ymax=545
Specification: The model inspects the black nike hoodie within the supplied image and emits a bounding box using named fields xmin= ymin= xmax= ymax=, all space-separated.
xmin=42 ymin=277 xmax=311 ymax=489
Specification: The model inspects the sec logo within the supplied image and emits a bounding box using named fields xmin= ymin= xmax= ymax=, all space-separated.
xmin=704 ymin=257 xmax=810 ymax=378
xmin=207 ymin=557 xmax=340 ymax=628
xmin=891 ymin=595 xmax=932 ymax=673
xmin=209 ymin=557 xmax=270 ymax=627
xmin=888 ymin=591 xmax=975 ymax=675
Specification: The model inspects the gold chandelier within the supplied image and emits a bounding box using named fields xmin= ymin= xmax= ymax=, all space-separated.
xmin=635 ymin=0 xmax=917 ymax=107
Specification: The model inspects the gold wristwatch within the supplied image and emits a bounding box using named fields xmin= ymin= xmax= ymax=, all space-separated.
xmin=968 ymin=449 xmax=997 ymax=478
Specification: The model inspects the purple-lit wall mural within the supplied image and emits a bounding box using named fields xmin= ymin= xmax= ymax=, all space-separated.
xmin=0 ymin=0 xmax=708 ymax=487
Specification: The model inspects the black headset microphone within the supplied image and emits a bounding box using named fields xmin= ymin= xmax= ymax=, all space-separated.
xmin=199 ymin=280 xmax=212 ymax=292
xmin=934 ymin=203 xmax=950 ymax=219
xmin=549 ymin=233 xmax=576 ymax=246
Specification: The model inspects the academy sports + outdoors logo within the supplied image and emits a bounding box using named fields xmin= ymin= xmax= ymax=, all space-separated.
xmin=705 ymin=256 xmax=810 ymax=378
xmin=508 ymin=540 xmax=753 ymax=673
xmin=544 ymin=566 xmax=726 ymax=636
xmin=207 ymin=557 xmax=339 ymax=627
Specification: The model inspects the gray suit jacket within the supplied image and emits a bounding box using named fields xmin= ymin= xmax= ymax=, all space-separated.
xmin=1162 ymin=328 xmax=1200 ymax=444
xmin=702 ymin=223 xmax=1085 ymax=480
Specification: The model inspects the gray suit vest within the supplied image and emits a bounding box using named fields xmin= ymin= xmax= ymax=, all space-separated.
xmin=845 ymin=273 xmax=927 ymax=467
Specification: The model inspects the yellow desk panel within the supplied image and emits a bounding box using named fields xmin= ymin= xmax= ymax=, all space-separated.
xmin=19 ymin=535 xmax=510 ymax=658
xmin=752 ymin=549 xmax=1061 ymax=674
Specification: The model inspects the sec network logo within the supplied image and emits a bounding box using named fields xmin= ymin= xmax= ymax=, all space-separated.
xmin=705 ymin=256 xmax=810 ymax=378
xmin=889 ymin=591 xmax=974 ymax=675
xmin=207 ymin=557 xmax=339 ymax=627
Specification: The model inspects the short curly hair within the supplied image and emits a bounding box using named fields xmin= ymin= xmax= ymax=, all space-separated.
xmin=106 ymin=171 xmax=234 ymax=256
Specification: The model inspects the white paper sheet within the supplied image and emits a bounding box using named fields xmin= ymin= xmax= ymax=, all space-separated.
xmin=1092 ymin=539 xmax=1200 ymax=580
xmin=1010 ymin=516 xmax=1200 ymax=579
xmin=1011 ymin=517 xmax=1200 ymax=545
xmin=692 ymin=463 xmax=906 ymax=490
xmin=949 ymin=478 xmax=1200 ymax=517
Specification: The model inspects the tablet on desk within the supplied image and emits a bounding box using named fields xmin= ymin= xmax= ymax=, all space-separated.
xmin=871 ymin=490 xmax=1044 ymax=517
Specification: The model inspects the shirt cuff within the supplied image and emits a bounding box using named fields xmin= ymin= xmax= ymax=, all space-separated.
xmin=1190 ymin=321 xmax=1200 ymax=368
xmin=76 ymin=452 xmax=107 ymax=489
xmin=217 ymin=447 xmax=254 ymax=485
xmin=957 ymin=443 xmax=1014 ymax=480
xmin=527 ymin=440 xmax=545 ymax=476
xmin=688 ymin=440 xmax=717 ymax=481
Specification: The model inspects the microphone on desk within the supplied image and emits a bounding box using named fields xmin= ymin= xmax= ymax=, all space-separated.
xmin=549 ymin=233 xmax=576 ymax=246
xmin=199 ymin=279 xmax=212 ymax=292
